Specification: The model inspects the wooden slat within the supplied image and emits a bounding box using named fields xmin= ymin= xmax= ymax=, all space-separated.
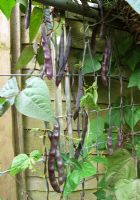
xmin=10 ymin=5 xmax=27 ymax=199
xmin=19 ymin=10 xmax=140 ymax=199
xmin=0 ymin=11 xmax=17 ymax=200
xmin=28 ymin=189 xmax=97 ymax=200
xmin=26 ymin=176 xmax=97 ymax=192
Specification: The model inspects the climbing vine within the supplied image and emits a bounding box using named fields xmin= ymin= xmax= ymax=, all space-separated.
xmin=1 ymin=0 xmax=140 ymax=199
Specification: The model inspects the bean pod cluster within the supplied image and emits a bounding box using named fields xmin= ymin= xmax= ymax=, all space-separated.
xmin=56 ymin=26 xmax=72 ymax=86
xmin=48 ymin=120 xmax=65 ymax=193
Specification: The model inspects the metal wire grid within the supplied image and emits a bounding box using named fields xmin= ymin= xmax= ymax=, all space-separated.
xmin=1 ymin=60 xmax=139 ymax=200
xmin=0 ymin=61 xmax=139 ymax=200
xmin=1 ymin=12 xmax=137 ymax=200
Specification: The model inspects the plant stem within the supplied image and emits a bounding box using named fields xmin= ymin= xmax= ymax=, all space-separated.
xmin=34 ymin=0 xmax=99 ymax=18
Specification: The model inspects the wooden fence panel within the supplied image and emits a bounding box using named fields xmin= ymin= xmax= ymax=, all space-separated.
xmin=0 ymin=11 xmax=17 ymax=200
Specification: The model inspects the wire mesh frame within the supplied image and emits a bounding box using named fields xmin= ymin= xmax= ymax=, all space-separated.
xmin=0 ymin=69 xmax=138 ymax=199
xmin=3 ymin=10 xmax=139 ymax=200
xmin=1 ymin=71 xmax=138 ymax=199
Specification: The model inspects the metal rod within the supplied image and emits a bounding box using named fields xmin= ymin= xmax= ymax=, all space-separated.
xmin=34 ymin=0 xmax=99 ymax=18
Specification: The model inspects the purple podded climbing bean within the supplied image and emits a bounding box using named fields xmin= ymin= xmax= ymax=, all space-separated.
xmin=48 ymin=121 xmax=61 ymax=193
xmin=56 ymin=26 xmax=72 ymax=86
xmin=107 ymin=128 xmax=113 ymax=156
xmin=101 ymin=36 xmax=112 ymax=86
xmin=48 ymin=120 xmax=65 ymax=192
xmin=41 ymin=24 xmax=53 ymax=80
xmin=25 ymin=0 xmax=32 ymax=29
xmin=75 ymin=110 xmax=88 ymax=159
xmin=73 ymin=73 xmax=83 ymax=120
xmin=116 ymin=129 xmax=123 ymax=148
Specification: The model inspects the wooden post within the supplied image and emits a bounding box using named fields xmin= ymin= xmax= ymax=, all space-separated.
xmin=0 ymin=12 xmax=17 ymax=200
xmin=10 ymin=5 xmax=27 ymax=200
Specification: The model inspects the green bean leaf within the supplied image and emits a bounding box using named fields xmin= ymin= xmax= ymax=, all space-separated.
xmin=0 ymin=0 xmax=16 ymax=19
xmin=29 ymin=7 xmax=43 ymax=42
xmin=15 ymin=77 xmax=54 ymax=122
xmin=16 ymin=45 xmax=35 ymax=69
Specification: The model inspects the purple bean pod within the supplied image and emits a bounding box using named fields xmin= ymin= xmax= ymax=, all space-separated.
xmin=55 ymin=148 xmax=66 ymax=185
xmin=107 ymin=128 xmax=113 ymax=156
xmin=48 ymin=120 xmax=61 ymax=193
xmin=56 ymin=27 xmax=72 ymax=86
xmin=73 ymin=73 xmax=83 ymax=120
xmin=90 ymin=25 xmax=98 ymax=56
xmin=48 ymin=135 xmax=61 ymax=193
xmin=25 ymin=0 xmax=32 ymax=29
xmin=101 ymin=36 xmax=112 ymax=86
xmin=41 ymin=24 xmax=53 ymax=80
xmin=117 ymin=129 xmax=123 ymax=148
xmin=75 ymin=110 xmax=88 ymax=159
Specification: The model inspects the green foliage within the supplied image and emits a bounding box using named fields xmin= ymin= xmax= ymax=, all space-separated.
xmin=124 ymin=106 xmax=140 ymax=129
xmin=134 ymin=136 xmax=140 ymax=157
xmin=125 ymin=0 xmax=140 ymax=15
xmin=84 ymin=116 xmax=105 ymax=153
xmin=105 ymin=149 xmax=136 ymax=187
xmin=16 ymin=0 xmax=27 ymax=7
xmin=1 ymin=1 xmax=140 ymax=198
xmin=0 ymin=77 xmax=19 ymax=105
xmin=105 ymin=96 xmax=140 ymax=129
xmin=30 ymin=150 xmax=42 ymax=161
xmin=128 ymin=68 xmax=140 ymax=89
xmin=16 ymin=45 xmax=35 ymax=69
xmin=80 ymin=80 xmax=98 ymax=110
xmin=0 ymin=0 xmax=16 ymax=19
xmin=82 ymin=53 xmax=102 ymax=74
xmin=36 ymin=46 xmax=44 ymax=65
xmin=122 ymin=47 xmax=140 ymax=71
xmin=92 ymin=156 xmax=108 ymax=166
xmin=105 ymin=107 xmax=122 ymax=128
xmin=115 ymin=179 xmax=140 ymax=200
xmin=9 ymin=150 xmax=41 ymax=176
xmin=0 ymin=98 xmax=10 ymax=117
xmin=29 ymin=7 xmax=43 ymax=42
xmin=15 ymin=77 xmax=54 ymax=122
xmin=63 ymin=158 xmax=96 ymax=197
xmin=113 ymin=30 xmax=133 ymax=57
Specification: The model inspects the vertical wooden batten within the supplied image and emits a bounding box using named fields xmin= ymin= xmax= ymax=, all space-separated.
xmin=10 ymin=5 xmax=27 ymax=199
xmin=0 ymin=12 xmax=17 ymax=200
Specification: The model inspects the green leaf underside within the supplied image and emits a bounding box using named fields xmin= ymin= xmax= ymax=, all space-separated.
xmin=128 ymin=69 xmax=140 ymax=89
xmin=0 ymin=98 xmax=10 ymax=117
xmin=82 ymin=53 xmax=102 ymax=74
xmin=115 ymin=179 xmax=140 ymax=200
xmin=36 ymin=46 xmax=44 ymax=65
xmin=16 ymin=0 xmax=28 ymax=7
xmin=63 ymin=160 xmax=96 ymax=197
xmin=9 ymin=154 xmax=29 ymax=176
xmin=29 ymin=7 xmax=43 ymax=42
xmin=9 ymin=150 xmax=41 ymax=176
xmin=94 ymin=190 xmax=106 ymax=199
xmin=106 ymin=107 xmax=121 ymax=127
xmin=29 ymin=150 xmax=42 ymax=161
xmin=125 ymin=0 xmax=140 ymax=15
xmin=0 ymin=77 xmax=19 ymax=105
xmin=113 ymin=31 xmax=133 ymax=57
xmin=122 ymin=47 xmax=140 ymax=71
xmin=16 ymin=46 xmax=35 ymax=69
xmin=0 ymin=0 xmax=16 ymax=19
xmin=124 ymin=106 xmax=140 ymax=128
xmin=15 ymin=77 xmax=54 ymax=122
xmin=105 ymin=149 xmax=136 ymax=187
xmin=84 ymin=116 xmax=105 ymax=154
